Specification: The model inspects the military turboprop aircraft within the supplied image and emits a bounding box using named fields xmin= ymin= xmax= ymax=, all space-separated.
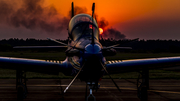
xmin=1 ymin=2 xmax=180 ymax=101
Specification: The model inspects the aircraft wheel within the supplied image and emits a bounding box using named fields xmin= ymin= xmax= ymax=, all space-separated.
xmin=137 ymin=73 xmax=143 ymax=99
xmin=137 ymin=71 xmax=148 ymax=101
xmin=17 ymin=84 xmax=27 ymax=100
xmin=87 ymin=95 xmax=96 ymax=101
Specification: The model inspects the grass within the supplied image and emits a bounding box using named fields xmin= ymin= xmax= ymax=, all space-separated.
xmin=1 ymin=51 xmax=180 ymax=79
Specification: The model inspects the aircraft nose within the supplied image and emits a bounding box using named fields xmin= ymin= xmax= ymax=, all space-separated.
xmin=84 ymin=44 xmax=102 ymax=60
xmin=85 ymin=44 xmax=101 ymax=54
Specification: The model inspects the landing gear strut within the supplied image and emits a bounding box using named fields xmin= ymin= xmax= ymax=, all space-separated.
xmin=16 ymin=70 xmax=28 ymax=100
xmin=137 ymin=69 xmax=149 ymax=101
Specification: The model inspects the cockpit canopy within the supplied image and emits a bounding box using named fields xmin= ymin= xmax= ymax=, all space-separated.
xmin=68 ymin=14 xmax=99 ymax=41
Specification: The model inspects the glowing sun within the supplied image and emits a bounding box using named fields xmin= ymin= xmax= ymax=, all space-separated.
xmin=99 ymin=28 xmax=103 ymax=34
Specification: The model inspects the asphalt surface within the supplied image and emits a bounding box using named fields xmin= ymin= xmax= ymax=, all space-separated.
xmin=0 ymin=79 xmax=180 ymax=101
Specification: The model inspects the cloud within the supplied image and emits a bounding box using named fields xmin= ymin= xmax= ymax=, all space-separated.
xmin=0 ymin=1 xmax=126 ymax=40
xmin=0 ymin=0 xmax=69 ymax=33
xmin=68 ymin=6 xmax=88 ymax=17
xmin=98 ymin=17 xmax=109 ymax=29
xmin=97 ymin=18 xmax=126 ymax=40
xmin=0 ymin=0 xmax=14 ymax=22
xmin=102 ymin=28 xmax=126 ymax=40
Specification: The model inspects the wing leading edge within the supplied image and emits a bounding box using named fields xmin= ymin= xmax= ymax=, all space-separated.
xmin=0 ymin=57 xmax=70 ymax=75
xmin=106 ymin=56 xmax=180 ymax=74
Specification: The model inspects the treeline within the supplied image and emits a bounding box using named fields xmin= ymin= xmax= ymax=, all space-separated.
xmin=1 ymin=38 xmax=180 ymax=53
xmin=100 ymin=39 xmax=180 ymax=53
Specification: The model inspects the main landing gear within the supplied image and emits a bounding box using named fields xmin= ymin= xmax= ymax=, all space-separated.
xmin=85 ymin=82 xmax=100 ymax=101
xmin=16 ymin=70 xmax=28 ymax=101
xmin=137 ymin=69 xmax=149 ymax=101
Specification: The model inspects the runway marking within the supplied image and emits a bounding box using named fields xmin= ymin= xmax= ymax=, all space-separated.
xmin=0 ymin=84 xmax=68 ymax=87
xmin=101 ymin=87 xmax=137 ymax=90
xmin=150 ymin=85 xmax=180 ymax=87
xmin=28 ymin=85 xmax=68 ymax=87
xmin=1 ymin=84 xmax=180 ymax=95
xmin=103 ymin=87 xmax=123 ymax=101
xmin=102 ymin=87 xmax=180 ymax=94
xmin=1 ymin=84 xmax=180 ymax=87
xmin=149 ymin=90 xmax=180 ymax=94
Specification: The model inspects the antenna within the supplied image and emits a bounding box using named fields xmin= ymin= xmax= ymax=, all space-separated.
xmin=91 ymin=3 xmax=95 ymax=44
xmin=92 ymin=3 xmax=95 ymax=17
xmin=71 ymin=2 xmax=74 ymax=18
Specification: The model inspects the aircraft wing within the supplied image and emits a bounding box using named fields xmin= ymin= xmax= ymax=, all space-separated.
xmin=0 ymin=56 xmax=69 ymax=75
xmin=106 ymin=56 xmax=180 ymax=74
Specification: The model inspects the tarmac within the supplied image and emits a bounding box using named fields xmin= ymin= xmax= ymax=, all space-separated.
xmin=0 ymin=79 xmax=180 ymax=101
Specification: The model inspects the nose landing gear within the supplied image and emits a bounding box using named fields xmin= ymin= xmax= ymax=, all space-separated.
xmin=86 ymin=82 xmax=100 ymax=101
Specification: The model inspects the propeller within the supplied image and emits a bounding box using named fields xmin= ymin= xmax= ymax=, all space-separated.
xmin=106 ymin=44 xmax=120 ymax=48
xmin=47 ymin=38 xmax=68 ymax=46
xmin=13 ymin=38 xmax=69 ymax=49
xmin=64 ymin=63 xmax=85 ymax=93
xmin=100 ymin=62 xmax=121 ymax=92
xmin=103 ymin=44 xmax=132 ymax=50
xmin=47 ymin=38 xmax=84 ymax=51
xmin=13 ymin=46 xmax=67 ymax=49
xmin=102 ymin=38 xmax=139 ymax=50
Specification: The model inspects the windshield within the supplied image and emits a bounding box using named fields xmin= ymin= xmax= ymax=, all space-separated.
xmin=68 ymin=14 xmax=99 ymax=41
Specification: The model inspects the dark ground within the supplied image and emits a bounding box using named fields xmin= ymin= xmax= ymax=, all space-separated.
xmin=0 ymin=79 xmax=180 ymax=101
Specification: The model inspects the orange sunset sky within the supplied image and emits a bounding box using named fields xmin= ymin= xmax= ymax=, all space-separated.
xmin=0 ymin=0 xmax=180 ymax=40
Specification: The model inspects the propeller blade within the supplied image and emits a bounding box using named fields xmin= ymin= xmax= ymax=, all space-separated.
xmin=131 ymin=38 xmax=139 ymax=41
xmin=111 ymin=47 xmax=132 ymax=49
xmin=13 ymin=46 xmax=67 ymax=49
xmin=47 ymin=38 xmax=68 ymax=46
xmin=103 ymin=44 xmax=120 ymax=49
xmin=64 ymin=64 xmax=85 ymax=93
xmin=47 ymin=38 xmax=84 ymax=51
xmin=103 ymin=44 xmax=132 ymax=49
xmin=100 ymin=62 xmax=121 ymax=92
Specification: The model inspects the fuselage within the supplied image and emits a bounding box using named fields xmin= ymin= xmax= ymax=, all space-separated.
xmin=66 ymin=14 xmax=106 ymax=82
